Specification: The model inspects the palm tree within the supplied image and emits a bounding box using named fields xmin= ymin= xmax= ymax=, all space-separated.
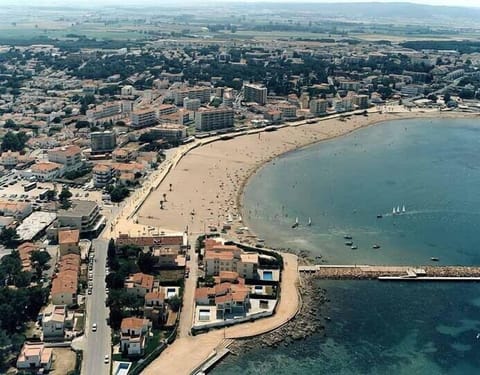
xmin=163 ymin=193 xmax=167 ymax=202
xmin=169 ymin=183 xmax=172 ymax=192
xmin=160 ymin=200 xmax=164 ymax=209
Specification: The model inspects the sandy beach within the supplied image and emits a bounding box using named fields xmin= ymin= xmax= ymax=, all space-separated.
xmin=137 ymin=108 xmax=468 ymax=238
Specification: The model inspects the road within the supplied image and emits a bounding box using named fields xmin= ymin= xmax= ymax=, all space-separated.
xmin=82 ymin=238 xmax=111 ymax=375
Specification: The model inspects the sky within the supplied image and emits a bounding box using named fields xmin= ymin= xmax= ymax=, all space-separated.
xmin=3 ymin=0 xmax=479 ymax=7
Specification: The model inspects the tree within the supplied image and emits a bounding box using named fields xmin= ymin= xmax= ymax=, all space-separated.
xmin=1 ymin=131 xmax=29 ymax=152
xmin=107 ymin=238 xmax=116 ymax=259
xmin=45 ymin=190 xmax=56 ymax=201
xmin=59 ymin=187 xmax=72 ymax=209
xmin=0 ymin=228 xmax=19 ymax=248
xmin=4 ymin=119 xmax=18 ymax=130
xmin=138 ymin=252 xmax=154 ymax=274
xmin=30 ymin=251 xmax=51 ymax=279
xmin=169 ymin=295 xmax=182 ymax=312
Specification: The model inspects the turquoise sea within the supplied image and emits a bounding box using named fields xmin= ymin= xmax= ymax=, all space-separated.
xmin=212 ymin=118 xmax=480 ymax=375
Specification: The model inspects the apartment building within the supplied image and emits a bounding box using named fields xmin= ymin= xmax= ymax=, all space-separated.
xmin=58 ymin=229 xmax=80 ymax=256
xmin=0 ymin=200 xmax=32 ymax=219
xmin=244 ymin=83 xmax=267 ymax=105
xmin=173 ymin=87 xmax=211 ymax=105
xmin=203 ymin=241 xmax=259 ymax=279
xmin=47 ymin=145 xmax=83 ymax=173
xmin=86 ymin=102 xmax=121 ymax=122
xmin=91 ymin=131 xmax=116 ymax=154
xmin=42 ymin=304 xmax=74 ymax=340
xmin=309 ymin=98 xmax=328 ymax=115
xmin=131 ymin=107 xmax=157 ymax=128
xmin=31 ymin=161 xmax=62 ymax=181
xmin=92 ymin=164 xmax=113 ymax=187
xmin=57 ymin=200 xmax=103 ymax=236
xmin=151 ymin=124 xmax=187 ymax=143
xmin=277 ymin=103 xmax=297 ymax=119
xmin=51 ymin=270 xmax=78 ymax=306
xmin=195 ymin=108 xmax=234 ymax=131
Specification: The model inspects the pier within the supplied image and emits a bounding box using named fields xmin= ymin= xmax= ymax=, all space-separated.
xmin=299 ymin=264 xmax=480 ymax=281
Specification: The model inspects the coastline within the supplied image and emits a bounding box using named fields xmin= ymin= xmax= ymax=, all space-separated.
xmin=140 ymin=108 xmax=478 ymax=374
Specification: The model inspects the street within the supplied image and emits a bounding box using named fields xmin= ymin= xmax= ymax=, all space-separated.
xmin=82 ymin=238 xmax=111 ymax=375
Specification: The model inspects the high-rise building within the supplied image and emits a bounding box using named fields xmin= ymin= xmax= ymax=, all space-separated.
xmin=243 ymin=83 xmax=267 ymax=105
xmin=195 ymin=108 xmax=234 ymax=131
xmin=309 ymin=99 xmax=328 ymax=115
xmin=131 ymin=108 xmax=157 ymax=128
xmin=90 ymin=131 xmax=116 ymax=154
xmin=173 ymin=87 xmax=211 ymax=105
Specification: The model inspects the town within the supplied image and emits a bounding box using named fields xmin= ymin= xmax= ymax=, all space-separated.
xmin=1 ymin=1 xmax=480 ymax=375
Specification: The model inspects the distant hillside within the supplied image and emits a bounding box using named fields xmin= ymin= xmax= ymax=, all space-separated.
xmin=242 ymin=2 xmax=480 ymax=23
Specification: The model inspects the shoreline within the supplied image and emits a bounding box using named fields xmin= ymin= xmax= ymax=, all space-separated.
xmin=235 ymin=110 xmax=478 ymax=247
xmin=140 ymin=108 xmax=477 ymax=374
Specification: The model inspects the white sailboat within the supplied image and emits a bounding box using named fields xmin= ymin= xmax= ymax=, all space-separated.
xmin=307 ymin=217 xmax=312 ymax=226
xmin=402 ymin=205 xmax=406 ymax=213
xmin=397 ymin=206 xmax=400 ymax=214
xmin=392 ymin=207 xmax=396 ymax=214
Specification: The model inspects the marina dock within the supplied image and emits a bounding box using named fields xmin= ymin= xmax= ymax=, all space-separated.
xmin=299 ymin=264 xmax=480 ymax=281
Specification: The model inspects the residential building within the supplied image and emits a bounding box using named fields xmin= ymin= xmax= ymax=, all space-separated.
xmin=144 ymin=290 xmax=166 ymax=326
xmin=31 ymin=161 xmax=62 ymax=181
xmin=58 ymin=229 xmax=80 ymax=256
xmin=16 ymin=343 xmax=53 ymax=371
xmin=57 ymin=200 xmax=104 ymax=236
xmin=93 ymin=164 xmax=113 ymax=187
xmin=51 ymin=270 xmax=78 ymax=306
xmin=120 ymin=317 xmax=152 ymax=356
xmin=48 ymin=145 xmax=83 ymax=173
xmin=244 ymin=83 xmax=267 ymax=105
xmin=354 ymin=94 xmax=369 ymax=109
xmin=156 ymin=104 xmax=177 ymax=117
xmin=173 ymin=87 xmax=211 ymax=105
xmin=151 ymin=124 xmax=187 ymax=143
xmin=0 ymin=200 xmax=32 ymax=219
xmin=195 ymin=108 xmax=234 ymax=131
xmin=204 ymin=241 xmax=259 ymax=279
xmin=115 ymin=233 xmax=185 ymax=250
xmin=131 ymin=107 xmax=157 ymax=128
xmin=91 ymin=131 xmax=116 ymax=154
xmin=125 ymin=272 xmax=155 ymax=297
xmin=42 ymin=304 xmax=73 ymax=340
xmin=195 ymin=279 xmax=250 ymax=320
xmin=183 ymin=97 xmax=201 ymax=111
xmin=277 ymin=103 xmax=297 ymax=119
xmin=309 ymin=98 xmax=328 ymax=115
xmin=86 ymin=102 xmax=121 ymax=122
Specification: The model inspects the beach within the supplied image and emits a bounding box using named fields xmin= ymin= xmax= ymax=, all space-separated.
xmin=138 ymin=108 xmax=477 ymax=374
xmin=137 ymin=108 xmax=462 ymax=239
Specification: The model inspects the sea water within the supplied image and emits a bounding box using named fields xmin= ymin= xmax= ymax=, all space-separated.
xmin=211 ymin=118 xmax=480 ymax=374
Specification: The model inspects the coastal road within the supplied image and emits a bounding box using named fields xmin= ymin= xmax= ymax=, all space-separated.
xmin=82 ymin=238 xmax=111 ymax=375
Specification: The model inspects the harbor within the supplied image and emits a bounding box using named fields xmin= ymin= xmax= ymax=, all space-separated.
xmin=299 ymin=264 xmax=480 ymax=281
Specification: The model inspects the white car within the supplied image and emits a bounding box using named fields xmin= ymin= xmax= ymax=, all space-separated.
xmin=104 ymin=355 xmax=109 ymax=364
xmin=92 ymin=323 xmax=97 ymax=332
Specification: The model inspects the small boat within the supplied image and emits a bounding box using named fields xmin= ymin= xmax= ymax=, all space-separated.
xmin=397 ymin=206 xmax=400 ymax=214
xmin=377 ymin=214 xmax=383 ymax=219
xmin=430 ymin=257 xmax=439 ymax=262
xmin=372 ymin=244 xmax=381 ymax=249
xmin=392 ymin=207 xmax=396 ymax=215
xmin=344 ymin=235 xmax=353 ymax=240
xmin=307 ymin=217 xmax=312 ymax=226
xmin=292 ymin=217 xmax=299 ymax=228
xmin=345 ymin=241 xmax=353 ymax=246
xmin=325 ymin=316 xmax=331 ymax=321
xmin=402 ymin=205 xmax=406 ymax=213
xmin=476 ymin=333 xmax=480 ymax=339
xmin=351 ymin=245 xmax=358 ymax=250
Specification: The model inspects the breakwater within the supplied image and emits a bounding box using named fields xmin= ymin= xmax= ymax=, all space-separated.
xmin=300 ymin=264 xmax=480 ymax=280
